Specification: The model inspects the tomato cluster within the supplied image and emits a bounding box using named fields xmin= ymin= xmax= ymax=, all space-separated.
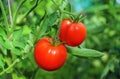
xmin=59 ymin=19 xmax=86 ymax=46
xmin=34 ymin=18 xmax=86 ymax=71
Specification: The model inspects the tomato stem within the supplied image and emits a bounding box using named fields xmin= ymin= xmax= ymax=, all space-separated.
xmin=78 ymin=15 xmax=87 ymax=22
xmin=73 ymin=13 xmax=87 ymax=22
xmin=62 ymin=11 xmax=75 ymax=16
xmin=50 ymin=38 xmax=63 ymax=46
xmin=74 ymin=13 xmax=83 ymax=22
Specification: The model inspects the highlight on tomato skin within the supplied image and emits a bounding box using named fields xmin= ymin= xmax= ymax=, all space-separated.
xmin=34 ymin=38 xmax=67 ymax=71
xmin=59 ymin=19 xmax=86 ymax=47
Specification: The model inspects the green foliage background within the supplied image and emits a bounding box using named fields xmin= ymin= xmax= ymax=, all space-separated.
xmin=0 ymin=0 xmax=120 ymax=79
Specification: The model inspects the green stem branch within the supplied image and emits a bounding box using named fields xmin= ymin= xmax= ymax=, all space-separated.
xmin=0 ymin=59 xmax=20 ymax=75
xmin=8 ymin=0 xmax=13 ymax=26
xmin=13 ymin=0 xmax=26 ymax=26
xmin=21 ymin=0 xmax=40 ymax=21
xmin=62 ymin=11 xmax=76 ymax=16
xmin=78 ymin=15 xmax=87 ymax=22
xmin=0 ymin=0 xmax=10 ymax=33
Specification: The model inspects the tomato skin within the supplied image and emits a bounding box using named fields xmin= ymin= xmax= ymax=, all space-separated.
xmin=34 ymin=38 xmax=67 ymax=71
xmin=59 ymin=19 xmax=71 ymax=41
xmin=59 ymin=19 xmax=86 ymax=46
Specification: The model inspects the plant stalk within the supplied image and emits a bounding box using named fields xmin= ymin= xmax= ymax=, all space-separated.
xmin=8 ymin=0 xmax=13 ymax=26
xmin=0 ymin=0 xmax=10 ymax=34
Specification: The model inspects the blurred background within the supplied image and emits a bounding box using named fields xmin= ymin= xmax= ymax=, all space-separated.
xmin=0 ymin=0 xmax=120 ymax=79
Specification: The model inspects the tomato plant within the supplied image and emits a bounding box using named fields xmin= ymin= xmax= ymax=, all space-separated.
xmin=0 ymin=0 xmax=110 ymax=79
xmin=59 ymin=19 xmax=86 ymax=46
xmin=34 ymin=38 xmax=67 ymax=71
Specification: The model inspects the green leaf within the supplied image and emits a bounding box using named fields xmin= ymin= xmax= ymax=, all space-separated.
xmin=0 ymin=36 xmax=7 ymax=55
xmin=67 ymin=46 xmax=104 ymax=58
xmin=0 ymin=45 xmax=7 ymax=55
xmin=0 ymin=37 xmax=12 ymax=50
xmin=13 ymin=41 xmax=26 ymax=49
xmin=0 ymin=36 xmax=5 ymax=47
xmin=22 ymin=26 xmax=32 ymax=35
xmin=60 ymin=0 xmax=68 ymax=10
xmin=0 ymin=55 xmax=4 ymax=70
xmin=0 ymin=27 xmax=7 ymax=40
xmin=12 ymin=29 xmax=23 ymax=41
xmin=100 ymin=58 xmax=119 ymax=79
xmin=12 ymin=73 xmax=26 ymax=79
xmin=4 ymin=40 xmax=13 ymax=49
xmin=38 ymin=12 xmax=58 ymax=38
xmin=23 ymin=44 xmax=31 ymax=53
xmin=11 ymin=48 xmax=23 ymax=55
xmin=46 ymin=12 xmax=58 ymax=26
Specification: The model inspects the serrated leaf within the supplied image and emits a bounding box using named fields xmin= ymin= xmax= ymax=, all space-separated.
xmin=67 ymin=46 xmax=104 ymax=58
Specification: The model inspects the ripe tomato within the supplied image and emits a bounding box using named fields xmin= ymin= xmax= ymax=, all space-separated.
xmin=59 ymin=19 xmax=86 ymax=46
xmin=34 ymin=38 xmax=67 ymax=71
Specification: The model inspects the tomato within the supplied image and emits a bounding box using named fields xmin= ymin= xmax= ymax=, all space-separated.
xmin=34 ymin=38 xmax=67 ymax=71
xmin=59 ymin=19 xmax=86 ymax=46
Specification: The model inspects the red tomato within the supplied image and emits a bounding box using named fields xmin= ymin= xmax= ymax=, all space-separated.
xmin=59 ymin=19 xmax=86 ymax=46
xmin=34 ymin=38 xmax=67 ymax=71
